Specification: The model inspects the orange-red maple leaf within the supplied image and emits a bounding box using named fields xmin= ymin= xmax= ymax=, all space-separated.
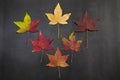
xmin=74 ymin=10 xmax=99 ymax=32
xmin=46 ymin=48 xmax=69 ymax=67
xmin=32 ymin=31 xmax=54 ymax=52
xmin=62 ymin=32 xmax=82 ymax=52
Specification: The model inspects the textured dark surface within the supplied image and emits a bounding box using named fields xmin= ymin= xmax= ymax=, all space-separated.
xmin=1 ymin=0 xmax=120 ymax=80
xmin=0 ymin=0 xmax=3 ymax=79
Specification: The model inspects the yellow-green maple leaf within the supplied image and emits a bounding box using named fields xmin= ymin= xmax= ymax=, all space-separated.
xmin=14 ymin=12 xmax=31 ymax=33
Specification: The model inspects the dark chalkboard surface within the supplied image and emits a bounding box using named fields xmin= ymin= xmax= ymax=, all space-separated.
xmin=1 ymin=0 xmax=120 ymax=80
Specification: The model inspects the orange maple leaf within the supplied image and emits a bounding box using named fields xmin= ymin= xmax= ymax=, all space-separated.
xmin=46 ymin=48 xmax=69 ymax=67
xmin=62 ymin=32 xmax=82 ymax=52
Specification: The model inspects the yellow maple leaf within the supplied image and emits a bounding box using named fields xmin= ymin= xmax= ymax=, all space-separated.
xmin=14 ymin=12 xmax=31 ymax=33
xmin=45 ymin=3 xmax=71 ymax=25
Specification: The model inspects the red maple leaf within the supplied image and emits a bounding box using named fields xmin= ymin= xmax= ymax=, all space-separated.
xmin=29 ymin=20 xmax=40 ymax=33
xmin=74 ymin=10 xmax=99 ymax=32
xmin=32 ymin=31 xmax=54 ymax=52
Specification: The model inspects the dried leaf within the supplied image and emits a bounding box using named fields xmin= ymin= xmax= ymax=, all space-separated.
xmin=32 ymin=31 xmax=54 ymax=52
xmin=74 ymin=10 xmax=99 ymax=48
xmin=62 ymin=32 xmax=82 ymax=52
xmin=45 ymin=3 xmax=71 ymax=25
xmin=74 ymin=10 xmax=99 ymax=32
xmin=14 ymin=12 xmax=40 ymax=33
xmin=46 ymin=48 xmax=69 ymax=67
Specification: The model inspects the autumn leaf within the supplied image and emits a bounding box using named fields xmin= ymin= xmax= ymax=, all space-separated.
xmin=62 ymin=32 xmax=82 ymax=52
xmin=74 ymin=10 xmax=99 ymax=32
xmin=29 ymin=20 xmax=41 ymax=32
xmin=46 ymin=48 xmax=69 ymax=79
xmin=45 ymin=3 xmax=71 ymax=38
xmin=74 ymin=10 xmax=99 ymax=48
xmin=32 ymin=31 xmax=54 ymax=52
xmin=14 ymin=12 xmax=40 ymax=33
xmin=46 ymin=48 xmax=69 ymax=67
xmin=32 ymin=31 xmax=54 ymax=63
xmin=45 ymin=3 xmax=71 ymax=25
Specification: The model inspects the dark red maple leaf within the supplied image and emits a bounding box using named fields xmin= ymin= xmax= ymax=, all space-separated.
xmin=74 ymin=10 xmax=99 ymax=32
xmin=32 ymin=31 xmax=54 ymax=52
xmin=74 ymin=10 xmax=99 ymax=48
xmin=29 ymin=20 xmax=40 ymax=33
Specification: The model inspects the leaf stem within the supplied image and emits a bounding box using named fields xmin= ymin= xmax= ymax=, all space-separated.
xmin=40 ymin=50 xmax=44 ymax=63
xmin=71 ymin=53 xmax=73 ymax=63
xmin=86 ymin=30 xmax=88 ymax=48
xmin=58 ymin=67 xmax=61 ymax=79
xmin=58 ymin=24 xmax=60 ymax=39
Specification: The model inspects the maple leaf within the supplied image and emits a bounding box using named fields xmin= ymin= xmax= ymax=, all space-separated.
xmin=74 ymin=10 xmax=99 ymax=48
xmin=46 ymin=48 xmax=69 ymax=67
xmin=74 ymin=10 xmax=99 ymax=32
xmin=62 ymin=32 xmax=82 ymax=52
xmin=45 ymin=3 xmax=71 ymax=25
xmin=32 ymin=31 xmax=54 ymax=52
xmin=45 ymin=3 xmax=71 ymax=38
xmin=14 ymin=12 xmax=40 ymax=33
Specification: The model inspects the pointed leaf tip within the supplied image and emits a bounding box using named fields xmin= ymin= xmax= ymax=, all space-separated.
xmin=57 ymin=3 xmax=60 ymax=6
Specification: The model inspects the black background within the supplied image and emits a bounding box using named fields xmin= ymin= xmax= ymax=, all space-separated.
xmin=1 ymin=0 xmax=120 ymax=80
